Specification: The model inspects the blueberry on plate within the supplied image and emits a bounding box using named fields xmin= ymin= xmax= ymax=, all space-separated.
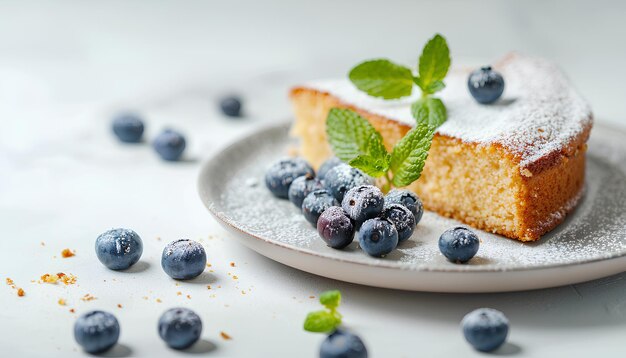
xmin=161 ymin=239 xmax=207 ymax=280
xmin=220 ymin=96 xmax=242 ymax=117
xmin=358 ymin=218 xmax=399 ymax=258
xmin=302 ymin=190 xmax=339 ymax=227
xmin=320 ymin=329 xmax=368 ymax=358
xmin=158 ymin=307 xmax=202 ymax=350
xmin=468 ymin=66 xmax=505 ymax=104
xmin=288 ymin=174 xmax=325 ymax=208
xmin=462 ymin=308 xmax=509 ymax=352
xmin=153 ymin=129 xmax=186 ymax=161
xmin=317 ymin=157 xmax=343 ymax=180
xmin=341 ymin=185 xmax=384 ymax=228
xmin=74 ymin=310 xmax=120 ymax=354
xmin=324 ymin=164 xmax=374 ymax=202
xmin=438 ymin=227 xmax=480 ymax=263
xmin=95 ymin=228 xmax=143 ymax=270
xmin=265 ymin=157 xmax=315 ymax=199
xmin=112 ymin=112 xmax=144 ymax=143
xmin=382 ymin=204 xmax=416 ymax=242
xmin=317 ymin=206 xmax=355 ymax=249
xmin=385 ymin=189 xmax=423 ymax=224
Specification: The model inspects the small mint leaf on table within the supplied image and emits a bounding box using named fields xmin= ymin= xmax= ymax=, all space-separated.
xmin=349 ymin=59 xmax=414 ymax=99
xmin=411 ymin=97 xmax=447 ymax=128
xmin=319 ymin=290 xmax=341 ymax=309
xmin=415 ymin=34 xmax=450 ymax=94
xmin=303 ymin=310 xmax=341 ymax=333
xmin=390 ymin=122 xmax=436 ymax=187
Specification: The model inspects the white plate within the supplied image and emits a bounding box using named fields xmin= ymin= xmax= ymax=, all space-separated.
xmin=198 ymin=122 xmax=626 ymax=292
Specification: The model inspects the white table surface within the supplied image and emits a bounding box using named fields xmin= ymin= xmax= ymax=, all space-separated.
xmin=1 ymin=1 xmax=626 ymax=357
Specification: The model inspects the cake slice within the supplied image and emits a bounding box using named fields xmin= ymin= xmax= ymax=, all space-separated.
xmin=289 ymin=54 xmax=593 ymax=242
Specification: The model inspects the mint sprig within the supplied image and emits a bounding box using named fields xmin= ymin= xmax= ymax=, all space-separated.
xmin=303 ymin=290 xmax=343 ymax=333
xmin=349 ymin=59 xmax=414 ymax=99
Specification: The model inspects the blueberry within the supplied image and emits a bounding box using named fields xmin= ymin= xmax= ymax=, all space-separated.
xmin=358 ymin=218 xmax=398 ymax=257
xmin=462 ymin=308 xmax=509 ymax=352
xmin=112 ymin=112 xmax=144 ymax=143
xmin=74 ymin=311 xmax=120 ymax=354
xmin=220 ymin=96 xmax=242 ymax=117
xmin=288 ymin=174 xmax=324 ymax=208
xmin=341 ymin=185 xmax=384 ymax=228
xmin=324 ymin=164 xmax=374 ymax=202
xmin=302 ymin=190 xmax=339 ymax=227
xmin=265 ymin=158 xmax=315 ymax=199
xmin=158 ymin=307 xmax=202 ymax=350
xmin=153 ymin=129 xmax=186 ymax=161
xmin=438 ymin=227 xmax=480 ymax=263
xmin=317 ymin=206 xmax=355 ymax=249
xmin=161 ymin=239 xmax=207 ymax=280
xmin=318 ymin=157 xmax=343 ymax=180
xmin=95 ymin=228 xmax=143 ymax=270
xmin=385 ymin=189 xmax=423 ymax=224
xmin=382 ymin=204 xmax=416 ymax=242
xmin=320 ymin=329 xmax=368 ymax=358
xmin=468 ymin=66 xmax=505 ymax=104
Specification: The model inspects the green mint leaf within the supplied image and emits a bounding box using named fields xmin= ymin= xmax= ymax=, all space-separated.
xmin=390 ymin=122 xmax=435 ymax=187
xmin=425 ymin=80 xmax=445 ymax=94
xmin=319 ymin=290 xmax=341 ymax=309
xmin=348 ymin=133 xmax=391 ymax=177
xmin=411 ymin=97 xmax=447 ymax=128
xmin=303 ymin=310 xmax=341 ymax=333
xmin=416 ymin=34 xmax=450 ymax=92
xmin=349 ymin=59 xmax=414 ymax=99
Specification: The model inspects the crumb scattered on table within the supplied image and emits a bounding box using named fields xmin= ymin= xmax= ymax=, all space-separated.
xmin=156 ymin=298 xmax=162 ymax=303
xmin=81 ymin=293 xmax=97 ymax=301
xmin=17 ymin=288 xmax=25 ymax=297
xmin=230 ymin=262 xmax=235 ymax=267
xmin=117 ymin=304 xmax=123 ymax=308
xmin=58 ymin=298 xmax=67 ymax=306
xmin=220 ymin=331 xmax=232 ymax=340
xmin=69 ymin=309 xmax=75 ymax=313
xmin=61 ymin=248 xmax=75 ymax=258
xmin=40 ymin=273 xmax=77 ymax=285
xmin=186 ymin=295 xmax=191 ymax=299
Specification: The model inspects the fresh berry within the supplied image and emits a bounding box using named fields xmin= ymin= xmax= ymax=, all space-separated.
xmin=112 ymin=113 xmax=144 ymax=143
xmin=317 ymin=206 xmax=355 ymax=249
xmin=462 ymin=308 xmax=509 ymax=352
xmin=438 ymin=227 xmax=480 ymax=263
xmin=341 ymin=185 xmax=384 ymax=228
xmin=324 ymin=164 xmax=373 ymax=202
xmin=358 ymin=218 xmax=399 ymax=257
xmin=468 ymin=66 xmax=505 ymax=104
xmin=74 ymin=311 xmax=120 ymax=354
xmin=288 ymin=174 xmax=324 ymax=208
xmin=95 ymin=228 xmax=143 ymax=270
xmin=382 ymin=204 xmax=416 ymax=242
xmin=158 ymin=307 xmax=202 ymax=350
xmin=320 ymin=329 xmax=368 ymax=358
xmin=265 ymin=158 xmax=315 ymax=199
xmin=385 ymin=189 xmax=423 ymax=224
xmin=153 ymin=129 xmax=186 ymax=161
xmin=161 ymin=239 xmax=207 ymax=280
xmin=220 ymin=96 xmax=242 ymax=117
xmin=302 ymin=190 xmax=339 ymax=227
xmin=317 ymin=157 xmax=343 ymax=180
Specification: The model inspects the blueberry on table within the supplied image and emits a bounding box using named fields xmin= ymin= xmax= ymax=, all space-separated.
xmin=462 ymin=308 xmax=509 ymax=352
xmin=320 ymin=329 xmax=368 ymax=358
xmin=317 ymin=206 xmax=355 ymax=249
xmin=265 ymin=157 xmax=315 ymax=199
xmin=112 ymin=112 xmax=144 ymax=143
xmin=74 ymin=310 xmax=120 ymax=354
xmin=438 ymin=227 xmax=480 ymax=263
xmin=317 ymin=157 xmax=343 ymax=180
xmin=468 ymin=66 xmax=505 ymax=104
xmin=302 ymin=190 xmax=339 ymax=227
xmin=220 ymin=96 xmax=242 ymax=117
xmin=288 ymin=174 xmax=325 ymax=208
xmin=382 ymin=204 xmax=416 ymax=242
xmin=385 ymin=189 xmax=423 ymax=224
xmin=341 ymin=185 xmax=384 ymax=228
xmin=324 ymin=164 xmax=374 ymax=202
xmin=95 ymin=228 xmax=143 ymax=270
xmin=358 ymin=218 xmax=399 ymax=257
xmin=161 ymin=239 xmax=207 ymax=280
xmin=153 ymin=129 xmax=186 ymax=161
xmin=158 ymin=307 xmax=203 ymax=350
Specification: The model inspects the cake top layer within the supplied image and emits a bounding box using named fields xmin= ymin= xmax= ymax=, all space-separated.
xmin=303 ymin=54 xmax=593 ymax=169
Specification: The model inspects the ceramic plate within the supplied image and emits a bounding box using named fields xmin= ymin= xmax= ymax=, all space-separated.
xmin=198 ymin=122 xmax=626 ymax=292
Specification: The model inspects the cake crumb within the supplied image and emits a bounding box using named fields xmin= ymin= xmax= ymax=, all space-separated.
xmin=61 ymin=249 xmax=75 ymax=258
xmin=220 ymin=331 xmax=232 ymax=340
xmin=156 ymin=298 xmax=162 ymax=303
xmin=186 ymin=295 xmax=191 ymax=299
xmin=58 ymin=298 xmax=66 ymax=306
xmin=40 ymin=273 xmax=77 ymax=285
xmin=207 ymin=285 xmax=211 ymax=290
xmin=117 ymin=304 xmax=123 ymax=308
xmin=177 ymin=291 xmax=182 ymax=296
xmin=206 ymin=263 xmax=212 ymax=268
xmin=17 ymin=288 xmax=25 ymax=297
xmin=69 ymin=308 xmax=75 ymax=313
xmin=40 ymin=242 xmax=45 ymax=246
xmin=232 ymin=275 xmax=238 ymax=280
xmin=230 ymin=262 xmax=235 ymax=267
xmin=81 ymin=294 xmax=97 ymax=301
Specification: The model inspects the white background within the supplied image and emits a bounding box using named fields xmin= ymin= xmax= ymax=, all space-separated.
xmin=1 ymin=1 xmax=625 ymax=357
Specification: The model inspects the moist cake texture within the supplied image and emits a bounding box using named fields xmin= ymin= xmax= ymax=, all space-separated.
xmin=290 ymin=53 xmax=593 ymax=242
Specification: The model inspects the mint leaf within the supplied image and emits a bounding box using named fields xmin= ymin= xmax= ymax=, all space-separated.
xmin=303 ymin=310 xmax=341 ymax=333
xmin=416 ymin=34 xmax=450 ymax=94
xmin=319 ymin=290 xmax=341 ymax=309
xmin=390 ymin=122 xmax=435 ymax=187
xmin=411 ymin=97 xmax=446 ymax=128
xmin=349 ymin=59 xmax=414 ymax=99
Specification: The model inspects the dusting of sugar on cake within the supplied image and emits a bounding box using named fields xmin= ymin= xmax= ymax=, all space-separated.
xmin=303 ymin=54 xmax=593 ymax=170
